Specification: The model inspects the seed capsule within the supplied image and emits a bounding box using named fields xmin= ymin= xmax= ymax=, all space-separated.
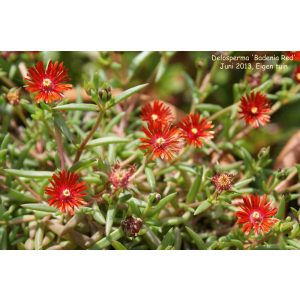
xmin=121 ymin=216 xmax=143 ymax=237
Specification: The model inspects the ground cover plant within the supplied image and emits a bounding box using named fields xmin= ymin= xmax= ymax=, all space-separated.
xmin=1 ymin=51 xmax=300 ymax=250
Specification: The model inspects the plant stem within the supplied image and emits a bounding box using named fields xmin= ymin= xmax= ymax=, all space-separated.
xmin=16 ymin=178 xmax=43 ymax=202
xmin=275 ymin=169 xmax=298 ymax=193
xmin=54 ymin=125 xmax=66 ymax=170
xmin=0 ymin=76 xmax=15 ymax=88
xmin=287 ymin=182 xmax=300 ymax=192
xmin=130 ymin=156 xmax=148 ymax=180
xmin=171 ymin=146 xmax=189 ymax=165
xmin=191 ymin=60 xmax=220 ymax=113
xmin=120 ymin=152 xmax=138 ymax=167
xmin=41 ymin=113 xmax=55 ymax=139
xmin=208 ymin=103 xmax=238 ymax=121
xmin=14 ymin=106 xmax=28 ymax=127
xmin=74 ymin=111 xmax=104 ymax=164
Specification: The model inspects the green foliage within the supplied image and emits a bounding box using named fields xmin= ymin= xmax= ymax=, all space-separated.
xmin=1 ymin=51 xmax=300 ymax=250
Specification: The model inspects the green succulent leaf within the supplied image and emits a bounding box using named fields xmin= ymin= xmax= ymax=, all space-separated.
xmin=4 ymin=169 xmax=53 ymax=179
xmin=53 ymin=103 xmax=99 ymax=112
xmin=85 ymin=137 xmax=130 ymax=148
xmin=108 ymin=83 xmax=148 ymax=108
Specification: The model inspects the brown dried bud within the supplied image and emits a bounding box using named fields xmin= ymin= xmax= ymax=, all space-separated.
xmin=121 ymin=216 xmax=143 ymax=237
xmin=246 ymin=72 xmax=262 ymax=88
xmin=6 ymin=88 xmax=21 ymax=105
xmin=98 ymin=89 xmax=103 ymax=99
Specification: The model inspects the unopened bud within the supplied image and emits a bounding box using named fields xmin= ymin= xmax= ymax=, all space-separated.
xmin=6 ymin=88 xmax=21 ymax=105
xmin=277 ymin=168 xmax=288 ymax=180
xmin=282 ymin=191 xmax=291 ymax=201
xmin=98 ymin=87 xmax=111 ymax=102
xmin=196 ymin=59 xmax=205 ymax=68
xmin=98 ymin=89 xmax=103 ymax=99
xmin=258 ymin=147 xmax=270 ymax=160
xmin=106 ymin=86 xmax=112 ymax=100
xmin=280 ymin=221 xmax=293 ymax=233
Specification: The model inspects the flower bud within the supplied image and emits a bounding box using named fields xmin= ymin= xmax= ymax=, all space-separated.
xmin=258 ymin=147 xmax=270 ymax=160
xmin=280 ymin=221 xmax=294 ymax=233
xmin=6 ymin=88 xmax=21 ymax=105
xmin=98 ymin=89 xmax=103 ymax=99
xmin=246 ymin=72 xmax=262 ymax=88
xmin=282 ymin=191 xmax=291 ymax=201
xmin=98 ymin=89 xmax=107 ymax=101
xmin=98 ymin=86 xmax=112 ymax=102
xmin=277 ymin=168 xmax=288 ymax=180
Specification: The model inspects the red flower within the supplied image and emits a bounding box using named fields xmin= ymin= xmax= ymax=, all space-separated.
xmin=236 ymin=194 xmax=278 ymax=236
xmin=45 ymin=170 xmax=87 ymax=215
xmin=108 ymin=162 xmax=135 ymax=189
xmin=178 ymin=113 xmax=214 ymax=148
xmin=287 ymin=51 xmax=300 ymax=62
xmin=239 ymin=91 xmax=271 ymax=128
xmin=212 ymin=173 xmax=234 ymax=193
xmin=294 ymin=65 xmax=300 ymax=83
xmin=24 ymin=60 xmax=72 ymax=103
xmin=141 ymin=100 xmax=174 ymax=125
xmin=140 ymin=121 xmax=182 ymax=160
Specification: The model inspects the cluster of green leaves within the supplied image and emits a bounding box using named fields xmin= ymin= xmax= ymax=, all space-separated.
xmin=1 ymin=51 xmax=300 ymax=250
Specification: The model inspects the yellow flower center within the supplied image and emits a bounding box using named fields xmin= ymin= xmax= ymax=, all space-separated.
xmin=62 ymin=189 xmax=71 ymax=197
xmin=115 ymin=170 xmax=125 ymax=181
xmin=218 ymin=174 xmax=230 ymax=186
xmin=191 ymin=128 xmax=198 ymax=134
xmin=42 ymin=78 xmax=52 ymax=87
xmin=156 ymin=137 xmax=165 ymax=145
xmin=151 ymin=114 xmax=158 ymax=121
xmin=252 ymin=211 xmax=260 ymax=219
xmin=297 ymin=73 xmax=300 ymax=81
xmin=251 ymin=107 xmax=258 ymax=114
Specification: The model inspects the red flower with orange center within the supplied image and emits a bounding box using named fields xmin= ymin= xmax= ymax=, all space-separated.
xmin=139 ymin=121 xmax=182 ymax=160
xmin=239 ymin=91 xmax=271 ymax=128
xmin=45 ymin=170 xmax=87 ymax=215
xmin=212 ymin=173 xmax=234 ymax=193
xmin=287 ymin=51 xmax=300 ymax=62
xmin=108 ymin=162 xmax=135 ymax=190
xmin=236 ymin=194 xmax=278 ymax=236
xmin=294 ymin=65 xmax=300 ymax=83
xmin=24 ymin=60 xmax=72 ymax=103
xmin=141 ymin=100 xmax=174 ymax=125
xmin=178 ymin=113 xmax=214 ymax=148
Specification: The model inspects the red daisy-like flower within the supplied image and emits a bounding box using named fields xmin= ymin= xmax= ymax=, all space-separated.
xmin=287 ymin=51 xmax=300 ymax=62
xmin=108 ymin=162 xmax=136 ymax=190
xmin=239 ymin=91 xmax=271 ymax=128
xmin=45 ymin=170 xmax=87 ymax=215
xmin=212 ymin=172 xmax=234 ymax=193
xmin=294 ymin=65 xmax=300 ymax=83
xmin=24 ymin=60 xmax=72 ymax=103
xmin=141 ymin=100 xmax=174 ymax=125
xmin=236 ymin=194 xmax=278 ymax=236
xmin=139 ymin=121 xmax=183 ymax=161
xmin=178 ymin=113 xmax=214 ymax=148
